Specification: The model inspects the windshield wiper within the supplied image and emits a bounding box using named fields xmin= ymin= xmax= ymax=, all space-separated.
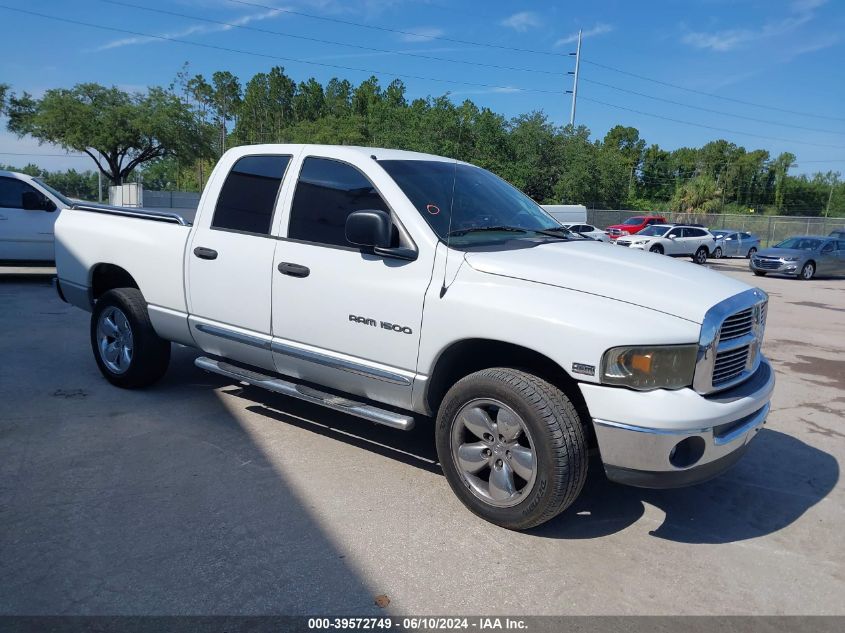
xmin=447 ymin=226 xmax=529 ymax=237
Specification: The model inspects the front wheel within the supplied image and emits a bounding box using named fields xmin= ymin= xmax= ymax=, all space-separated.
xmin=799 ymin=261 xmax=815 ymax=280
xmin=693 ymin=247 xmax=708 ymax=265
xmin=753 ymin=270 xmax=767 ymax=277
xmin=90 ymin=288 xmax=171 ymax=388
xmin=649 ymin=244 xmax=664 ymax=255
xmin=713 ymin=247 xmax=723 ymax=259
xmin=435 ymin=368 xmax=587 ymax=530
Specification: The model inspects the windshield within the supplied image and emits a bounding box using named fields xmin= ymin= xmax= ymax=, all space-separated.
xmin=623 ymin=217 xmax=645 ymax=226
xmin=636 ymin=225 xmax=668 ymax=237
xmin=33 ymin=178 xmax=73 ymax=207
xmin=379 ymin=160 xmax=561 ymax=244
xmin=774 ymin=237 xmax=822 ymax=250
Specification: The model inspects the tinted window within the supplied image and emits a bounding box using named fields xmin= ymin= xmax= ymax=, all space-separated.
xmin=837 ymin=240 xmax=845 ymax=250
xmin=0 ymin=177 xmax=38 ymax=209
xmin=289 ymin=158 xmax=390 ymax=247
xmin=740 ymin=233 xmax=752 ymax=239
xmin=212 ymin=155 xmax=290 ymax=235
xmin=667 ymin=227 xmax=682 ymax=238
xmin=821 ymin=241 xmax=835 ymax=253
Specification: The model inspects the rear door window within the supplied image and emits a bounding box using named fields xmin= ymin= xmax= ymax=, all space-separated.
xmin=211 ymin=155 xmax=291 ymax=235
xmin=288 ymin=157 xmax=390 ymax=247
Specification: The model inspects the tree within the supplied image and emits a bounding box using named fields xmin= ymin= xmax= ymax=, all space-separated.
xmin=6 ymin=83 xmax=211 ymax=185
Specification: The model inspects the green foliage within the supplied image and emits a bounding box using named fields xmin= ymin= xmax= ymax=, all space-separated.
xmin=5 ymin=66 xmax=845 ymax=216
xmin=6 ymin=83 xmax=213 ymax=184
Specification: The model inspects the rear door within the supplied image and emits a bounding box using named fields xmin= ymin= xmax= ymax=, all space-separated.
xmin=270 ymin=154 xmax=435 ymax=410
xmin=187 ymin=153 xmax=293 ymax=371
xmin=0 ymin=176 xmax=58 ymax=262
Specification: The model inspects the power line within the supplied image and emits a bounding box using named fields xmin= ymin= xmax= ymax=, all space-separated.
xmin=225 ymin=0 xmax=572 ymax=59
xmin=0 ymin=5 xmax=560 ymax=95
xmin=99 ymin=0 xmax=564 ymax=77
xmin=581 ymin=59 xmax=845 ymax=123
xmin=0 ymin=152 xmax=87 ymax=158
xmin=580 ymin=97 xmax=845 ymax=150
xmin=581 ymin=78 xmax=845 ymax=136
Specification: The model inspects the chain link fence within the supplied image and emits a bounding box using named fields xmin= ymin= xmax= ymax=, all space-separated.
xmin=587 ymin=210 xmax=845 ymax=247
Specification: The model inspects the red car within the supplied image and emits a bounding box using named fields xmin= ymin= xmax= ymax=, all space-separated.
xmin=605 ymin=215 xmax=667 ymax=240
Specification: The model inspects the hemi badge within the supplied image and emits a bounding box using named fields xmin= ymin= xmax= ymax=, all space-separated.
xmin=572 ymin=363 xmax=595 ymax=376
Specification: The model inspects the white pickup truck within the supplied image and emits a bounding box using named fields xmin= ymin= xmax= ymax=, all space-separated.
xmin=0 ymin=169 xmax=73 ymax=263
xmin=54 ymin=144 xmax=774 ymax=529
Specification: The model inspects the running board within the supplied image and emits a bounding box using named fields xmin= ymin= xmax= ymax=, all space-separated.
xmin=194 ymin=357 xmax=415 ymax=431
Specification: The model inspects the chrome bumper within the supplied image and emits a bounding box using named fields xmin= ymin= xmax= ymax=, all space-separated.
xmin=589 ymin=360 xmax=774 ymax=488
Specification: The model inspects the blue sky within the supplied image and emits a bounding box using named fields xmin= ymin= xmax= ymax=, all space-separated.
xmin=1 ymin=0 xmax=843 ymax=175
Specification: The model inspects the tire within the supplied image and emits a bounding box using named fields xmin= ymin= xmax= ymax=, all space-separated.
xmin=799 ymin=261 xmax=815 ymax=280
xmin=747 ymin=247 xmax=757 ymax=258
xmin=753 ymin=271 xmax=767 ymax=277
xmin=713 ymin=247 xmax=723 ymax=259
xmin=693 ymin=246 xmax=708 ymax=265
xmin=435 ymin=368 xmax=587 ymax=530
xmin=649 ymin=244 xmax=664 ymax=255
xmin=90 ymin=288 xmax=171 ymax=388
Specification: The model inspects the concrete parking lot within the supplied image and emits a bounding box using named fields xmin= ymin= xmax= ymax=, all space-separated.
xmin=1 ymin=258 xmax=843 ymax=616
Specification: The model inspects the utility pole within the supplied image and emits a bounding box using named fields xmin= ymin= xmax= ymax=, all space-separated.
xmin=97 ymin=149 xmax=103 ymax=202
xmin=566 ymin=29 xmax=582 ymax=127
xmin=825 ymin=174 xmax=837 ymax=217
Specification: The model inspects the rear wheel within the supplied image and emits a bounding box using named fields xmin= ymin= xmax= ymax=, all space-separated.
xmin=747 ymin=247 xmax=757 ymax=258
xmin=799 ymin=261 xmax=815 ymax=280
xmin=90 ymin=288 xmax=171 ymax=388
xmin=435 ymin=368 xmax=587 ymax=530
xmin=713 ymin=247 xmax=723 ymax=259
xmin=693 ymin=247 xmax=708 ymax=265
xmin=649 ymin=244 xmax=664 ymax=255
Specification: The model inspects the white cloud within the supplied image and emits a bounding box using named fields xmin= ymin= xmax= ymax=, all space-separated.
xmin=682 ymin=12 xmax=814 ymax=52
xmin=791 ymin=0 xmax=828 ymax=12
xmin=398 ymin=27 xmax=445 ymax=43
xmin=554 ymin=23 xmax=614 ymax=47
xmin=500 ymin=11 xmax=541 ymax=32
xmin=95 ymin=8 xmax=282 ymax=51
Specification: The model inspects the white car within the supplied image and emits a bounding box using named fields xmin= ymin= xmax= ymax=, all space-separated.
xmin=0 ymin=170 xmax=73 ymax=263
xmin=558 ymin=222 xmax=611 ymax=242
xmin=616 ymin=224 xmax=716 ymax=264
xmin=53 ymin=144 xmax=773 ymax=530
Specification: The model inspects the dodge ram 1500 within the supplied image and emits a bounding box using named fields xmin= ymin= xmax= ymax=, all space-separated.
xmin=54 ymin=144 xmax=774 ymax=529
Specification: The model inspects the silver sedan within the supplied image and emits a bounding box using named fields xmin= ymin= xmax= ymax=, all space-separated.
xmin=711 ymin=230 xmax=760 ymax=259
xmin=750 ymin=236 xmax=845 ymax=280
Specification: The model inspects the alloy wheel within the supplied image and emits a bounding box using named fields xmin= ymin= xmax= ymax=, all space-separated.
xmin=97 ymin=306 xmax=134 ymax=374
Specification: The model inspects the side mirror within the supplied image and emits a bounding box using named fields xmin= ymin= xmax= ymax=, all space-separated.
xmin=21 ymin=191 xmax=56 ymax=212
xmin=346 ymin=209 xmax=392 ymax=249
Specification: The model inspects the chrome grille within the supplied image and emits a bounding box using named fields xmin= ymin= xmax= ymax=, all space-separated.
xmin=719 ymin=308 xmax=754 ymax=341
xmin=712 ymin=345 xmax=750 ymax=385
xmin=693 ymin=288 xmax=769 ymax=394
xmin=754 ymin=257 xmax=781 ymax=270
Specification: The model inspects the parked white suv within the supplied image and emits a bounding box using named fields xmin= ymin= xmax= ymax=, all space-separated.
xmin=53 ymin=145 xmax=773 ymax=529
xmin=0 ymin=170 xmax=73 ymax=263
xmin=616 ymin=224 xmax=715 ymax=264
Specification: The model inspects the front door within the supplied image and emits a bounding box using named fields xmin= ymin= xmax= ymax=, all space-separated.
xmin=0 ymin=176 xmax=57 ymax=262
xmin=270 ymin=155 xmax=434 ymax=410
xmin=187 ymin=153 xmax=293 ymax=371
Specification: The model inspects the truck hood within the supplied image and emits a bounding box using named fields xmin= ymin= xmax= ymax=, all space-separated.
xmin=464 ymin=240 xmax=751 ymax=324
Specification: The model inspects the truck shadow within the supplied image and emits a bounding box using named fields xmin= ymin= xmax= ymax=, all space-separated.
xmin=227 ymin=379 xmax=838 ymax=545
xmin=535 ymin=428 xmax=839 ymax=543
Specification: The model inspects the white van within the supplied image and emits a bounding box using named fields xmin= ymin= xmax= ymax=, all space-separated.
xmin=0 ymin=170 xmax=72 ymax=263
xmin=541 ymin=204 xmax=587 ymax=225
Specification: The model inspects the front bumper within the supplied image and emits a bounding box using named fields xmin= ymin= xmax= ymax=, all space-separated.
xmin=750 ymin=257 xmax=800 ymax=275
xmin=580 ymin=358 xmax=774 ymax=488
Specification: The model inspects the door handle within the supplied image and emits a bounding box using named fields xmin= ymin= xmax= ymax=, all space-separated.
xmin=193 ymin=246 xmax=218 ymax=260
xmin=277 ymin=262 xmax=310 ymax=278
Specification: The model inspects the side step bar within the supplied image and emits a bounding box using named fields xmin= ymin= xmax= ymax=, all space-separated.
xmin=195 ymin=357 xmax=415 ymax=431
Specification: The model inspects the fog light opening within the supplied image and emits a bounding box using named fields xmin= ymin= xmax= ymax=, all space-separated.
xmin=669 ymin=436 xmax=706 ymax=468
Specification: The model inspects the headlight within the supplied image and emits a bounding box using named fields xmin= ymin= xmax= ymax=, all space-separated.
xmin=782 ymin=256 xmax=800 ymax=262
xmin=601 ymin=344 xmax=698 ymax=390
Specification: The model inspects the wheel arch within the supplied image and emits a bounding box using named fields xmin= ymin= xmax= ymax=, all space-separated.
xmin=90 ymin=263 xmax=140 ymax=301
xmin=424 ymin=338 xmax=592 ymax=440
